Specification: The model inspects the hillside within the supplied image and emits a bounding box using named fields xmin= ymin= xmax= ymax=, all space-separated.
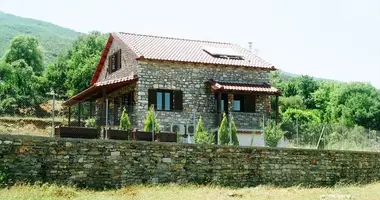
xmin=0 ymin=11 xmax=81 ymax=64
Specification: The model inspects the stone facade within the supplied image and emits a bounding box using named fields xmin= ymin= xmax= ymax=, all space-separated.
xmin=94 ymin=38 xmax=273 ymax=135
xmin=97 ymin=36 xmax=138 ymax=83
xmin=135 ymin=61 xmax=271 ymax=131
xmin=1 ymin=135 xmax=380 ymax=188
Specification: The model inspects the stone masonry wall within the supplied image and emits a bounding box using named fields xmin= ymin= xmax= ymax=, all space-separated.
xmin=1 ymin=135 xmax=380 ymax=188
xmin=97 ymin=35 xmax=138 ymax=83
xmin=136 ymin=61 xmax=271 ymax=131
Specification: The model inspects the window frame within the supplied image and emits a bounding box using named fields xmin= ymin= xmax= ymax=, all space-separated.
xmin=108 ymin=49 xmax=122 ymax=73
xmin=148 ymin=89 xmax=183 ymax=112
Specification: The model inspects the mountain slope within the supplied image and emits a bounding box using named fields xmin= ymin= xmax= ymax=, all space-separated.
xmin=0 ymin=11 xmax=81 ymax=64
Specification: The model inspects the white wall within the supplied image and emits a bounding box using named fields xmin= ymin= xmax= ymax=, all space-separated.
xmin=237 ymin=133 xmax=265 ymax=147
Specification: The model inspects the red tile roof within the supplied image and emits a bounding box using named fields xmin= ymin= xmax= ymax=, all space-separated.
xmin=113 ymin=32 xmax=275 ymax=70
xmin=63 ymin=75 xmax=138 ymax=106
xmin=209 ymin=80 xmax=281 ymax=94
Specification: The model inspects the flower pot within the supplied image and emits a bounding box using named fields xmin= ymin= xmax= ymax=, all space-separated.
xmin=156 ymin=132 xmax=177 ymax=142
xmin=133 ymin=131 xmax=154 ymax=141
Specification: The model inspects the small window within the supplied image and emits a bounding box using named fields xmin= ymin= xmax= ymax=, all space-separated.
xmin=148 ymin=89 xmax=183 ymax=111
xmin=108 ymin=49 xmax=122 ymax=73
xmin=234 ymin=100 xmax=241 ymax=111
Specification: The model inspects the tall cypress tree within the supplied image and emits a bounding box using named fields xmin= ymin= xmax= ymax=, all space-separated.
xmin=230 ymin=116 xmax=239 ymax=145
xmin=218 ymin=113 xmax=229 ymax=145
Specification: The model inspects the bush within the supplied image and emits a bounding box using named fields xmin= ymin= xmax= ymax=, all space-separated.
xmin=0 ymin=167 xmax=8 ymax=187
xmin=264 ymin=122 xmax=285 ymax=147
xmin=143 ymin=105 xmax=160 ymax=132
xmin=230 ymin=116 xmax=239 ymax=145
xmin=85 ymin=118 xmax=96 ymax=128
xmin=195 ymin=116 xmax=214 ymax=144
xmin=218 ymin=113 xmax=229 ymax=145
xmin=119 ymin=107 xmax=131 ymax=130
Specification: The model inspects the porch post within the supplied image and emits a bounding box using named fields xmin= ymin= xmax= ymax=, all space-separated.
xmin=275 ymin=95 xmax=279 ymax=124
xmin=68 ymin=106 xmax=71 ymax=127
xmin=89 ymin=100 xmax=93 ymax=118
xmin=217 ymin=92 xmax=222 ymax=125
xmin=102 ymin=87 xmax=107 ymax=125
xmin=78 ymin=102 xmax=82 ymax=127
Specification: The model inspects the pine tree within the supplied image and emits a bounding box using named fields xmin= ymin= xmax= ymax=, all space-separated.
xmin=143 ymin=105 xmax=160 ymax=132
xmin=119 ymin=107 xmax=131 ymax=130
xmin=195 ymin=116 xmax=214 ymax=144
xmin=230 ymin=116 xmax=239 ymax=145
xmin=218 ymin=113 xmax=229 ymax=145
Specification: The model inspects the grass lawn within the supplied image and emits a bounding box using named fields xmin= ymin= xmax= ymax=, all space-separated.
xmin=1 ymin=183 xmax=380 ymax=200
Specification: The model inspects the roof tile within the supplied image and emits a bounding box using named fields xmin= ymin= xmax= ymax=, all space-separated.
xmin=114 ymin=32 xmax=275 ymax=69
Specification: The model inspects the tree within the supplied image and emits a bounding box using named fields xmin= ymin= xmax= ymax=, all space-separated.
xmin=3 ymin=35 xmax=44 ymax=76
xmin=230 ymin=116 xmax=239 ymax=145
xmin=195 ymin=116 xmax=214 ymax=144
xmin=120 ymin=108 xmax=131 ymax=130
xmin=44 ymin=55 xmax=69 ymax=97
xmin=264 ymin=122 xmax=285 ymax=147
xmin=64 ymin=32 xmax=107 ymax=96
xmin=279 ymin=95 xmax=305 ymax=113
xmin=330 ymin=82 xmax=380 ymax=129
xmin=218 ymin=113 xmax=229 ymax=145
xmin=296 ymin=75 xmax=319 ymax=109
xmin=143 ymin=105 xmax=160 ymax=132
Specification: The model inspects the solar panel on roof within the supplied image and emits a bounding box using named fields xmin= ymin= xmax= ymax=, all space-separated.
xmin=203 ymin=46 xmax=243 ymax=59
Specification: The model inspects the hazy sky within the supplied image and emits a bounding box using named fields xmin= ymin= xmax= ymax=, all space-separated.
xmin=1 ymin=0 xmax=380 ymax=87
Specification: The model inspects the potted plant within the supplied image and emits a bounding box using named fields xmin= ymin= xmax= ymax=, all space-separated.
xmin=108 ymin=108 xmax=131 ymax=140
xmin=134 ymin=105 xmax=160 ymax=141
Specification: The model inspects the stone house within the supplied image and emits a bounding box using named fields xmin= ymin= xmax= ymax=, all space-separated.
xmin=63 ymin=32 xmax=281 ymax=145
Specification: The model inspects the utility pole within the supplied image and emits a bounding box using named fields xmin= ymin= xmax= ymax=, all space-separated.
xmin=46 ymin=90 xmax=56 ymax=137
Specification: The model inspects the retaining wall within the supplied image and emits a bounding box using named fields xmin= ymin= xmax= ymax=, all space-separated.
xmin=0 ymin=135 xmax=379 ymax=188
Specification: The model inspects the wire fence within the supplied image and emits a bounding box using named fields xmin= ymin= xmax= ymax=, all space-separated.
xmin=282 ymin=122 xmax=380 ymax=151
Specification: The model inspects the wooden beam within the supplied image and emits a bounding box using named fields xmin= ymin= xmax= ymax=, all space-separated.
xmin=217 ymin=92 xmax=222 ymax=125
xmin=275 ymin=95 xmax=279 ymax=124
xmin=102 ymin=87 xmax=107 ymax=126
xmin=68 ymin=106 xmax=71 ymax=127
xmin=78 ymin=102 xmax=82 ymax=127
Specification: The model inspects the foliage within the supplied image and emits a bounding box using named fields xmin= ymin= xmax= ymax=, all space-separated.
xmin=230 ymin=116 xmax=239 ymax=145
xmin=63 ymin=32 xmax=107 ymax=97
xmin=0 ymin=11 xmax=80 ymax=64
xmin=279 ymin=95 xmax=305 ymax=113
xmin=119 ymin=108 xmax=131 ymax=130
xmin=3 ymin=35 xmax=44 ymax=75
xmin=264 ymin=122 xmax=285 ymax=147
xmin=84 ymin=118 xmax=96 ymax=128
xmin=218 ymin=113 xmax=229 ymax=145
xmin=143 ymin=105 xmax=160 ymax=132
xmin=195 ymin=116 xmax=214 ymax=144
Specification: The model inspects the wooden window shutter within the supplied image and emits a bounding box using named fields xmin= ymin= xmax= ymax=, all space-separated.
xmin=118 ymin=49 xmax=122 ymax=69
xmin=148 ymin=89 xmax=157 ymax=109
xmin=108 ymin=56 xmax=112 ymax=73
xmin=174 ymin=90 xmax=183 ymax=111
xmin=244 ymin=95 xmax=256 ymax=112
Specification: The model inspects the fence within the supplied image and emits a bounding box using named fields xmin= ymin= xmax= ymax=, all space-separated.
xmin=282 ymin=121 xmax=380 ymax=151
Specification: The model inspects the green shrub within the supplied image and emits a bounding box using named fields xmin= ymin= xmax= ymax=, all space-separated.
xmin=119 ymin=107 xmax=131 ymax=130
xmin=84 ymin=117 xmax=96 ymax=128
xmin=0 ymin=167 xmax=8 ymax=187
xmin=218 ymin=113 xmax=229 ymax=145
xmin=230 ymin=116 xmax=239 ymax=145
xmin=195 ymin=116 xmax=214 ymax=144
xmin=264 ymin=122 xmax=285 ymax=147
xmin=143 ymin=105 xmax=160 ymax=132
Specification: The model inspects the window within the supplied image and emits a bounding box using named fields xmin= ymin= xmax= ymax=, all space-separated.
xmin=148 ymin=89 xmax=183 ymax=111
xmin=234 ymin=94 xmax=256 ymax=112
xmin=215 ymin=94 xmax=256 ymax=113
xmin=108 ymin=49 xmax=122 ymax=73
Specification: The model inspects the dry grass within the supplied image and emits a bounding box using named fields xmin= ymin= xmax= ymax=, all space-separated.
xmin=1 ymin=183 xmax=380 ymax=200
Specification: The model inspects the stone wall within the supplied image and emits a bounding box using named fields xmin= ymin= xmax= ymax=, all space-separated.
xmin=97 ymin=35 xmax=138 ymax=83
xmin=136 ymin=61 xmax=271 ymax=131
xmin=1 ymin=135 xmax=380 ymax=188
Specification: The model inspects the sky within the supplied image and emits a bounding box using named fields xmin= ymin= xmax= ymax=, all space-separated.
xmin=1 ymin=0 xmax=380 ymax=87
